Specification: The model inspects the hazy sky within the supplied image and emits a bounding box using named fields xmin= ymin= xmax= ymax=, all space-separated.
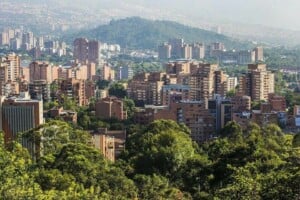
xmin=90 ymin=0 xmax=300 ymax=31
xmin=202 ymin=0 xmax=300 ymax=30
xmin=137 ymin=0 xmax=300 ymax=30
xmin=12 ymin=0 xmax=300 ymax=31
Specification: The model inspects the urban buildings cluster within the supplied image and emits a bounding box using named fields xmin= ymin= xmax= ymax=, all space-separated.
xmin=73 ymin=38 xmax=121 ymax=65
xmin=0 ymin=49 xmax=130 ymax=161
xmin=158 ymin=38 xmax=264 ymax=65
xmin=126 ymin=61 xmax=295 ymax=143
xmin=0 ymin=28 xmax=67 ymax=58
xmin=0 ymin=36 xmax=294 ymax=161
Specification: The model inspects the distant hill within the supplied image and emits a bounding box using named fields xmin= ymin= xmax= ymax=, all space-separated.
xmin=64 ymin=17 xmax=250 ymax=50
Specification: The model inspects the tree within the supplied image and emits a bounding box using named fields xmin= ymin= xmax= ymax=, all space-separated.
xmin=123 ymin=97 xmax=136 ymax=119
xmin=96 ymin=79 xmax=110 ymax=89
xmin=220 ymin=121 xmax=243 ymax=141
xmin=108 ymin=83 xmax=127 ymax=98
xmin=52 ymin=143 xmax=107 ymax=187
xmin=22 ymin=120 xmax=91 ymax=157
xmin=134 ymin=174 xmax=185 ymax=200
xmin=125 ymin=120 xmax=196 ymax=177
xmin=226 ymin=89 xmax=236 ymax=98
xmin=292 ymin=133 xmax=300 ymax=148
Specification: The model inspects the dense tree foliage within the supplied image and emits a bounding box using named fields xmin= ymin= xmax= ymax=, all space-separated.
xmin=265 ymin=47 xmax=300 ymax=69
xmin=1 ymin=119 xmax=300 ymax=199
xmin=108 ymin=82 xmax=127 ymax=98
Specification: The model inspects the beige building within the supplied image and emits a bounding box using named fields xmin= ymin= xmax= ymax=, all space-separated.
xmin=238 ymin=64 xmax=274 ymax=101
xmin=60 ymin=78 xmax=86 ymax=106
xmin=253 ymin=46 xmax=264 ymax=62
xmin=191 ymin=43 xmax=205 ymax=59
xmin=166 ymin=60 xmax=191 ymax=75
xmin=127 ymin=72 xmax=168 ymax=105
xmin=21 ymin=67 xmax=30 ymax=82
xmin=227 ymin=77 xmax=238 ymax=91
xmin=0 ymin=53 xmax=20 ymax=82
xmin=29 ymin=61 xmax=58 ymax=83
xmin=214 ymin=70 xmax=228 ymax=97
xmin=189 ymin=63 xmax=218 ymax=101
xmin=0 ymin=32 xmax=9 ymax=46
xmin=102 ymin=64 xmax=115 ymax=81
xmin=134 ymin=100 xmax=216 ymax=143
xmin=92 ymin=134 xmax=115 ymax=162
xmin=85 ymin=80 xmax=96 ymax=102
xmin=181 ymin=44 xmax=192 ymax=59
xmin=92 ymin=128 xmax=126 ymax=161
xmin=95 ymin=96 xmax=127 ymax=120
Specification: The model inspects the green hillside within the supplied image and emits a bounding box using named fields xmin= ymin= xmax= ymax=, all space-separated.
xmin=65 ymin=17 xmax=250 ymax=50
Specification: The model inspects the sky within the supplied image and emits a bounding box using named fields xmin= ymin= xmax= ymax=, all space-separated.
xmin=10 ymin=0 xmax=300 ymax=31
xmin=85 ymin=0 xmax=300 ymax=31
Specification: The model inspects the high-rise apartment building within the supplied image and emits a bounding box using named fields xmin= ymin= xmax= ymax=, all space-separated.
xmin=22 ymin=32 xmax=34 ymax=49
xmin=231 ymin=95 xmax=251 ymax=113
xmin=227 ymin=77 xmax=238 ymax=91
xmin=191 ymin=43 xmax=205 ymax=59
xmin=162 ymin=84 xmax=190 ymax=105
xmin=73 ymin=38 xmax=89 ymax=64
xmin=268 ymin=93 xmax=286 ymax=112
xmin=1 ymin=93 xmax=43 ymax=143
xmin=0 ymin=53 xmax=20 ymax=82
xmin=158 ymin=43 xmax=171 ymax=60
xmin=253 ymin=46 xmax=264 ymax=62
xmin=28 ymin=80 xmax=51 ymax=102
xmin=60 ymin=78 xmax=86 ymax=106
xmin=214 ymin=70 xmax=229 ymax=97
xmin=70 ymin=64 xmax=88 ymax=80
xmin=88 ymin=40 xmax=100 ymax=64
xmin=116 ymin=66 xmax=134 ymax=80
xmin=29 ymin=61 xmax=53 ymax=83
xmin=189 ymin=63 xmax=218 ymax=100
xmin=101 ymin=64 xmax=115 ymax=81
xmin=95 ymin=97 xmax=127 ymax=120
xmin=85 ymin=80 xmax=96 ymax=101
xmin=92 ymin=133 xmax=115 ymax=162
xmin=0 ymin=63 xmax=8 ymax=83
xmin=74 ymin=38 xmax=102 ymax=64
xmin=87 ymin=63 xmax=96 ymax=80
xmin=169 ymin=38 xmax=184 ymax=58
xmin=238 ymin=64 xmax=274 ymax=101
xmin=209 ymin=42 xmax=225 ymax=57
xmin=166 ymin=61 xmax=191 ymax=75
xmin=134 ymin=100 xmax=216 ymax=143
xmin=181 ymin=44 xmax=192 ymax=59
xmin=238 ymin=50 xmax=255 ymax=65
xmin=127 ymin=72 xmax=170 ymax=106
xmin=208 ymin=95 xmax=232 ymax=133
xmin=0 ymin=32 xmax=9 ymax=46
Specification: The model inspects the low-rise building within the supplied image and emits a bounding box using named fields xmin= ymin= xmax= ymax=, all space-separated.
xmin=134 ymin=100 xmax=216 ymax=143
xmin=95 ymin=96 xmax=127 ymax=120
xmin=91 ymin=128 xmax=126 ymax=161
xmin=48 ymin=107 xmax=77 ymax=124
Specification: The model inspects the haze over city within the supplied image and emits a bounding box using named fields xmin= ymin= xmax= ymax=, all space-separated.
xmin=15 ymin=0 xmax=300 ymax=31
xmin=1 ymin=1 xmax=300 ymax=199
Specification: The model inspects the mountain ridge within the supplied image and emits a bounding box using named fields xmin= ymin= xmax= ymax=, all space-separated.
xmin=64 ymin=17 xmax=250 ymax=50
